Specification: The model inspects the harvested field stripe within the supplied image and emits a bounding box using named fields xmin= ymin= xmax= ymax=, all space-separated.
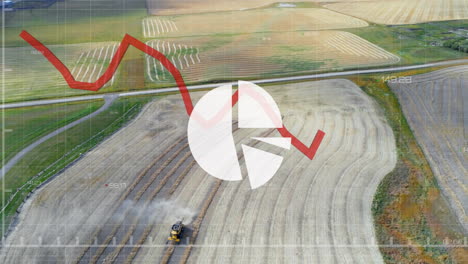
xmin=109 ymin=44 xmax=118 ymax=86
xmin=189 ymin=46 xmax=195 ymax=64
xmin=163 ymin=20 xmax=170 ymax=33
xmin=154 ymin=19 xmax=162 ymax=36
xmin=71 ymin=52 xmax=85 ymax=76
xmin=150 ymin=42 xmax=160 ymax=80
xmin=158 ymin=19 xmax=165 ymax=34
xmin=146 ymin=57 xmax=155 ymax=82
xmin=82 ymin=48 xmax=98 ymax=81
xmin=167 ymin=20 xmax=175 ymax=32
xmin=160 ymin=62 xmax=166 ymax=79
xmin=147 ymin=19 xmax=154 ymax=36
xmin=147 ymin=19 xmax=153 ymax=36
xmin=183 ymin=46 xmax=190 ymax=67
xmin=152 ymin=58 xmax=159 ymax=80
xmin=178 ymin=52 xmax=184 ymax=70
xmin=88 ymin=47 xmax=104 ymax=82
xmin=196 ymin=48 xmax=201 ymax=63
xmin=334 ymin=34 xmax=366 ymax=57
xmin=166 ymin=160 xmax=197 ymax=196
xmin=75 ymin=50 xmax=91 ymax=81
xmin=346 ymin=34 xmax=387 ymax=59
xmin=96 ymin=45 xmax=111 ymax=83
xmin=142 ymin=21 xmax=147 ymax=38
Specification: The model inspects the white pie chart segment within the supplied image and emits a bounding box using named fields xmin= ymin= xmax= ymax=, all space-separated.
xmin=238 ymin=81 xmax=283 ymax=128
xmin=188 ymin=85 xmax=242 ymax=181
xmin=242 ymin=144 xmax=284 ymax=189
xmin=252 ymin=137 xmax=291 ymax=149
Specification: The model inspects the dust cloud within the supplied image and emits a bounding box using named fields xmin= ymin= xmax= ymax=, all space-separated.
xmin=113 ymin=199 xmax=197 ymax=225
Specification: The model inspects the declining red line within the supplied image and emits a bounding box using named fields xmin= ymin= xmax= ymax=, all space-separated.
xmin=19 ymin=30 xmax=325 ymax=160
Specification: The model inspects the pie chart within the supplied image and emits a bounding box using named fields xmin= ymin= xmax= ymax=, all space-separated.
xmin=188 ymin=81 xmax=290 ymax=189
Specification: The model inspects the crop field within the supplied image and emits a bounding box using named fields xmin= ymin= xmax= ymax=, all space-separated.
xmin=142 ymin=8 xmax=367 ymax=38
xmin=145 ymin=40 xmax=201 ymax=82
xmin=325 ymin=0 xmax=468 ymax=25
xmin=145 ymin=0 xmax=326 ymax=15
xmin=3 ymin=42 xmax=119 ymax=103
xmin=0 ymin=79 xmax=396 ymax=263
xmin=389 ymin=65 xmax=468 ymax=233
xmin=147 ymin=31 xmax=399 ymax=84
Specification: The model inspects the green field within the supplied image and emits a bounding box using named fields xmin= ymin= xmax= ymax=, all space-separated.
xmin=1 ymin=101 xmax=103 ymax=164
xmin=2 ymin=0 xmax=147 ymax=47
xmin=0 ymin=95 xmax=154 ymax=236
xmin=346 ymin=21 xmax=468 ymax=64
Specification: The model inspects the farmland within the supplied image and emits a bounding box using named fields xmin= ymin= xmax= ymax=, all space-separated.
xmin=142 ymin=8 xmax=368 ymax=38
xmin=389 ymin=65 xmax=468 ymax=233
xmin=3 ymin=42 xmax=119 ymax=103
xmin=325 ymin=0 xmax=468 ymax=25
xmin=145 ymin=31 xmax=400 ymax=85
xmin=0 ymin=79 xmax=397 ymax=263
xmin=146 ymin=0 xmax=324 ymax=15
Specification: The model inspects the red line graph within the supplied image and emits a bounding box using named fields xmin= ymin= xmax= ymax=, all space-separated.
xmin=19 ymin=30 xmax=325 ymax=160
